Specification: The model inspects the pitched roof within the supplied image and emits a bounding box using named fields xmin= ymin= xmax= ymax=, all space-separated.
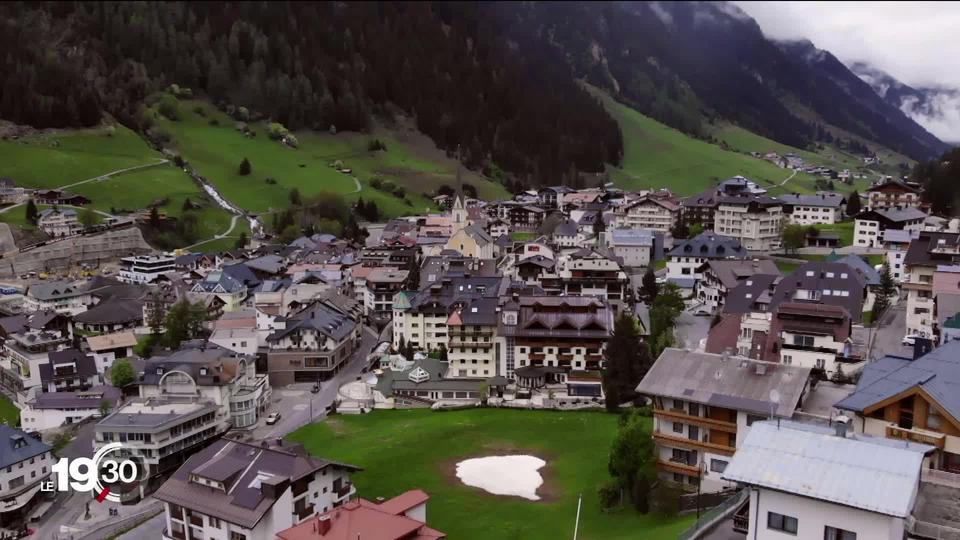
xmin=836 ymin=340 xmax=960 ymax=421
xmin=668 ymin=232 xmax=747 ymax=259
xmin=28 ymin=386 xmax=122 ymax=410
xmin=770 ymin=262 xmax=866 ymax=322
xmin=154 ymin=437 xmax=360 ymax=530
xmin=779 ymin=192 xmax=846 ymax=208
xmin=705 ymin=259 xmax=779 ymax=289
xmin=27 ymin=281 xmax=91 ymax=301
xmin=39 ymin=349 xmax=98 ymax=383
xmin=635 ymin=348 xmax=810 ymax=417
xmin=85 ymin=331 xmax=138 ymax=352
xmin=266 ymin=300 xmax=358 ymax=343
xmin=0 ymin=425 xmax=51 ymax=468
xmin=723 ymin=420 xmax=930 ymax=518
xmin=867 ymin=178 xmax=920 ymax=193
xmin=73 ymin=297 xmax=144 ymax=325
xmin=276 ymin=496 xmax=445 ymax=540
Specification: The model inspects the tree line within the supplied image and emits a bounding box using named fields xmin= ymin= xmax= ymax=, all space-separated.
xmin=1 ymin=2 xmax=623 ymax=187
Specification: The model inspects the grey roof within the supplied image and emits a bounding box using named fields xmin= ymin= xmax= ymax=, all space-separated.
xmin=705 ymin=259 xmax=780 ymax=289
xmin=406 ymin=275 xmax=503 ymax=316
xmin=883 ymin=228 xmax=919 ymax=244
xmin=723 ymin=420 xmax=930 ymax=518
xmin=462 ymin=223 xmax=494 ymax=246
xmin=28 ymin=386 xmax=122 ymax=410
xmin=668 ymin=232 xmax=747 ymax=259
xmin=27 ymin=281 xmax=91 ymax=301
xmin=192 ymin=269 xmax=246 ymax=294
xmin=779 ymin=192 xmax=845 ymax=208
xmin=0 ymin=425 xmax=51 ymax=468
xmin=73 ymin=297 xmax=144 ymax=324
xmin=770 ymin=262 xmax=866 ymax=322
xmin=39 ymin=349 xmax=98 ymax=383
xmin=836 ymin=340 xmax=960 ymax=420
xmin=266 ymin=300 xmax=357 ymax=343
xmin=154 ymin=437 xmax=359 ymax=529
xmin=835 ymin=254 xmax=881 ymax=286
xmin=634 ymin=302 xmax=651 ymax=335
xmin=97 ymin=400 xmax=219 ymax=429
xmin=716 ymin=194 xmax=782 ymax=207
xmin=140 ymin=346 xmax=252 ymax=386
xmin=903 ymin=232 xmax=960 ymax=268
xmin=554 ymin=220 xmax=579 ymax=237
xmin=499 ymin=296 xmax=613 ymax=340
xmin=38 ymin=208 xmax=77 ymax=219
xmin=723 ymin=274 xmax=781 ymax=314
xmin=375 ymin=358 xmax=487 ymax=396
xmin=636 ymin=348 xmax=810 ymax=417
xmin=610 ymin=228 xmax=654 ymax=247
xmin=244 ymin=255 xmax=286 ymax=275
xmin=875 ymin=207 xmax=928 ymax=222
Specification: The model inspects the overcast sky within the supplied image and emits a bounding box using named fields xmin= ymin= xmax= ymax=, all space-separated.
xmin=733 ymin=1 xmax=960 ymax=87
xmin=733 ymin=1 xmax=960 ymax=141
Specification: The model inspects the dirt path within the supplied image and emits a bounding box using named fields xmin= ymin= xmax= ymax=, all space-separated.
xmin=777 ymin=168 xmax=798 ymax=186
xmin=184 ymin=214 xmax=240 ymax=250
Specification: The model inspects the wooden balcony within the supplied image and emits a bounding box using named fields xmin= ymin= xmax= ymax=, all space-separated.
xmin=653 ymin=432 xmax=736 ymax=457
xmin=657 ymin=459 xmax=702 ymax=477
xmin=654 ymin=408 xmax=737 ymax=434
xmin=557 ymin=354 xmax=574 ymax=361
xmin=528 ymin=353 xmax=545 ymax=361
xmin=886 ymin=424 xmax=946 ymax=449
xmin=294 ymin=503 xmax=315 ymax=521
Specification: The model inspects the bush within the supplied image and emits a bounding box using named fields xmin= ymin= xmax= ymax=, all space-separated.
xmin=598 ymin=481 xmax=621 ymax=509
xmin=285 ymin=133 xmax=299 ymax=148
xmin=158 ymin=94 xmax=180 ymax=121
xmin=193 ymin=105 xmax=206 ymax=116
xmin=237 ymin=106 xmax=250 ymax=121
xmin=268 ymin=122 xmax=290 ymax=140
xmin=367 ymin=138 xmax=387 ymax=152
xmin=239 ymin=158 xmax=252 ymax=176
xmin=208 ymin=118 xmax=219 ymax=126
xmin=369 ymin=177 xmax=383 ymax=190
xmin=392 ymin=186 xmax=406 ymax=198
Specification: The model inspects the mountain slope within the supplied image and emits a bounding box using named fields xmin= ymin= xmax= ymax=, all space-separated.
xmin=495 ymin=2 xmax=947 ymax=161
xmin=850 ymin=62 xmax=960 ymax=145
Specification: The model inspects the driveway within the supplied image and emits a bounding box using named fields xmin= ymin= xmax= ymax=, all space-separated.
xmin=865 ymin=301 xmax=913 ymax=360
xmin=675 ymin=310 xmax=713 ymax=351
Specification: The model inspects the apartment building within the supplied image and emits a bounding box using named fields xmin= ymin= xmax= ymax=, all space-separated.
xmin=0 ymin=426 xmax=54 ymax=528
xmin=23 ymin=281 xmax=95 ymax=315
xmin=0 ymin=329 xmax=71 ymax=401
xmin=606 ymin=229 xmax=657 ymax=269
xmin=666 ymin=233 xmax=747 ymax=288
xmin=903 ymin=232 xmax=960 ymax=340
xmin=541 ymin=249 xmax=628 ymax=309
xmin=635 ymin=348 xmax=811 ymax=492
xmin=364 ymin=268 xmax=409 ymax=324
xmin=779 ymin=192 xmax=846 ymax=225
xmin=866 ymin=178 xmax=921 ymax=211
xmin=767 ymin=262 xmax=867 ymax=323
xmin=446 ymin=298 xmax=499 ymax=378
xmin=883 ymin=228 xmax=919 ymax=282
xmin=498 ymin=296 xmax=613 ymax=381
xmin=614 ymin=196 xmax=680 ymax=233
xmin=853 ymin=207 xmax=926 ymax=248
xmin=20 ymin=385 xmax=121 ymax=432
xmin=392 ymin=275 xmax=502 ymax=353
xmin=695 ymin=259 xmax=779 ymax=313
xmin=155 ymin=437 xmax=359 ymax=540
xmin=95 ymin=398 xmax=228 ymax=501
xmin=714 ymin=195 xmax=784 ymax=252
xmin=118 ymin=254 xmax=177 ymax=284
xmin=723 ymin=420 xmax=929 ymax=540
xmin=264 ymin=300 xmax=360 ymax=384
xmin=38 ymin=348 xmax=99 ymax=393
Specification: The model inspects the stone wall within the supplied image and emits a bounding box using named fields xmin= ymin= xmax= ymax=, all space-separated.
xmin=0 ymin=226 xmax=152 ymax=277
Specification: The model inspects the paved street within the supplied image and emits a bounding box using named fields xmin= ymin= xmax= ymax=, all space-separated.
xmin=252 ymin=323 xmax=384 ymax=439
xmin=866 ymin=300 xmax=913 ymax=360
xmin=675 ymin=309 xmax=713 ymax=351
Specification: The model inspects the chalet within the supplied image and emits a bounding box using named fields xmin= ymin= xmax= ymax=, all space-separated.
xmin=32 ymin=189 xmax=90 ymax=206
xmin=779 ymin=192 xmax=846 ymax=225
xmin=666 ymin=232 xmax=747 ymax=290
xmin=614 ymin=196 xmax=680 ymax=233
xmin=866 ymin=178 xmax=921 ymax=211
xmin=696 ymin=259 xmax=779 ymax=313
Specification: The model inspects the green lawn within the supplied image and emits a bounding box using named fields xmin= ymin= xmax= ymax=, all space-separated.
xmin=775 ymin=260 xmax=800 ymax=275
xmin=510 ymin=231 xmax=537 ymax=241
xmin=0 ymin=125 xmax=158 ymax=190
xmin=812 ymin=221 xmax=855 ymax=246
xmin=0 ymin=395 xmax=19 ymax=426
xmin=152 ymin=98 xmax=508 ymax=218
xmin=287 ymin=409 xmax=691 ymax=540
xmin=587 ymin=86 xmax=811 ymax=196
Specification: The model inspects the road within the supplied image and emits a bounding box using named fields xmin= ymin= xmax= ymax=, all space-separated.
xmin=777 ymin=168 xmax=798 ymax=187
xmin=184 ymin=214 xmax=241 ymax=250
xmin=865 ymin=300 xmax=913 ymax=361
xmin=254 ymin=324 xmax=383 ymax=439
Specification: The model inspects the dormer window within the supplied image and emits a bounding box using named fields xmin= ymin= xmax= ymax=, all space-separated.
xmin=199 ymin=368 xmax=208 ymax=376
xmin=156 ymin=367 xmax=164 ymax=375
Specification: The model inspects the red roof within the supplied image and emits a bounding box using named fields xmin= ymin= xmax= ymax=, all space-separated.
xmin=275 ymin=491 xmax=442 ymax=540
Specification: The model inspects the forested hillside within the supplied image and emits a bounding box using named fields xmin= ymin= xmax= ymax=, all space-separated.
xmin=0 ymin=2 xmax=622 ymax=186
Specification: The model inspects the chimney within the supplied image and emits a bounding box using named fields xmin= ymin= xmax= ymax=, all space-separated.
xmin=834 ymin=414 xmax=850 ymax=438
xmin=317 ymin=515 xmax=332 ymax=535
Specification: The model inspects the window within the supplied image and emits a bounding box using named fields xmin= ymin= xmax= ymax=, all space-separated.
xmin=688 ymin=403 xmax=700 ymax=416
xmin=672 ymin=422 xmax=683 ymax=433
xmin=209 ymin=517 xmax=221 ymax=529
xmin=710 ymin=459 xmax=728 ymax=473
xmin=824 ymin=526 xmax=856 ymax=540
xmin=783 ymin=355 xmax=793 ymax=364
xmin=793 ymin=335 xmax=815 ymax=347
xmin=230 ymin=533 xmax=248 ymax=540
xmin=768 ymin=512 xmax=798 ymax=534
xmin=688 ymin=425 xmax=700 ymax=441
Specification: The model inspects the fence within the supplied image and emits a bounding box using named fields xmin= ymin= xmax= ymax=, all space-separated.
xmin=678 ymin=489 xmax=749 ymax=540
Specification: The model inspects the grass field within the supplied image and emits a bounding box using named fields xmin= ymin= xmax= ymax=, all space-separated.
xmin=775 ymin=260 xmax=801 ymax=275
xmin=812 ymin=221 xmax=855 ymax=246
xmin=287 ymin=409 xmax=692 ymax=540
xmin=0 ymin=126 xmax=234 ymax=245
xmin=152 ymin=98 xmax=508 ymax=218
xmin=587 ymin=87 xmax=816 ymax=196
xmin=0 ymin=395 xmax=19 ymax=426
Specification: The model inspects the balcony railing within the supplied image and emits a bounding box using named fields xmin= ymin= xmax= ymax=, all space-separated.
xmin=654 ymin=408 xmax=737 ymax=433
xmin=886 ymin=424 xmax=946 ymax=448
xmin=653 ymin=432 xmax=736 ymax=457
xmin=335 ymin=483 xmax=354 ymax=498
xmin=294 ymin=503 xmax=315 ymax=521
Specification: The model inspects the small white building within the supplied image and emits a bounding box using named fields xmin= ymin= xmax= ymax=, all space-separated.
xmin=85 ymin=331 xmax=137 ymax=374
xmin=208 ymin=327 xmax=258 ymax=355
xmin=723 ymin=420 xmax=931 ymax=540
xmin=779 ymin=192 xmax=846 ymax=225
xmin=882 ymin=228 xmax=918 ymax=283
xmin=37 ymin=207 xmax=81 ymax=237
xmin=607 ymin=229 xmax=656 ymax=269
xmin=853 ymin=208 xmax=926 ymax=248
xmin=20 ymin=386 xmax=122 ymax=432
xmin=117 ymin=254 xmax=177 ymax=284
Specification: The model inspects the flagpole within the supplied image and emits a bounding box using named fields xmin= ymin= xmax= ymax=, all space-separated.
xmin=573 ymin=492 xmax=582 ymax=540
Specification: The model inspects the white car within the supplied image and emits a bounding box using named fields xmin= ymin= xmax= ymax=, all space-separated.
xmin=902 ymin=334 xmax=923 ymax=346
xmin=265 ymin=412 xmax=281 ymax=425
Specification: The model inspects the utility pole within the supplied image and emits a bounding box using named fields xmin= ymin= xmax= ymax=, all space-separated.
xmin=572 ymin=492 xmax=582 ymax=540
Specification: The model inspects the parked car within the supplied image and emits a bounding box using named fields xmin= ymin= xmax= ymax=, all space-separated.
xmin=693 ymin=307 xmax=712 ymax=317
xmin=0 ymin=287 xmax=19 ymax=295
xmin=902 ymin=334 xmax=924 ymax=346
xmin=265 ymin=412 xmax=281 ymax=425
